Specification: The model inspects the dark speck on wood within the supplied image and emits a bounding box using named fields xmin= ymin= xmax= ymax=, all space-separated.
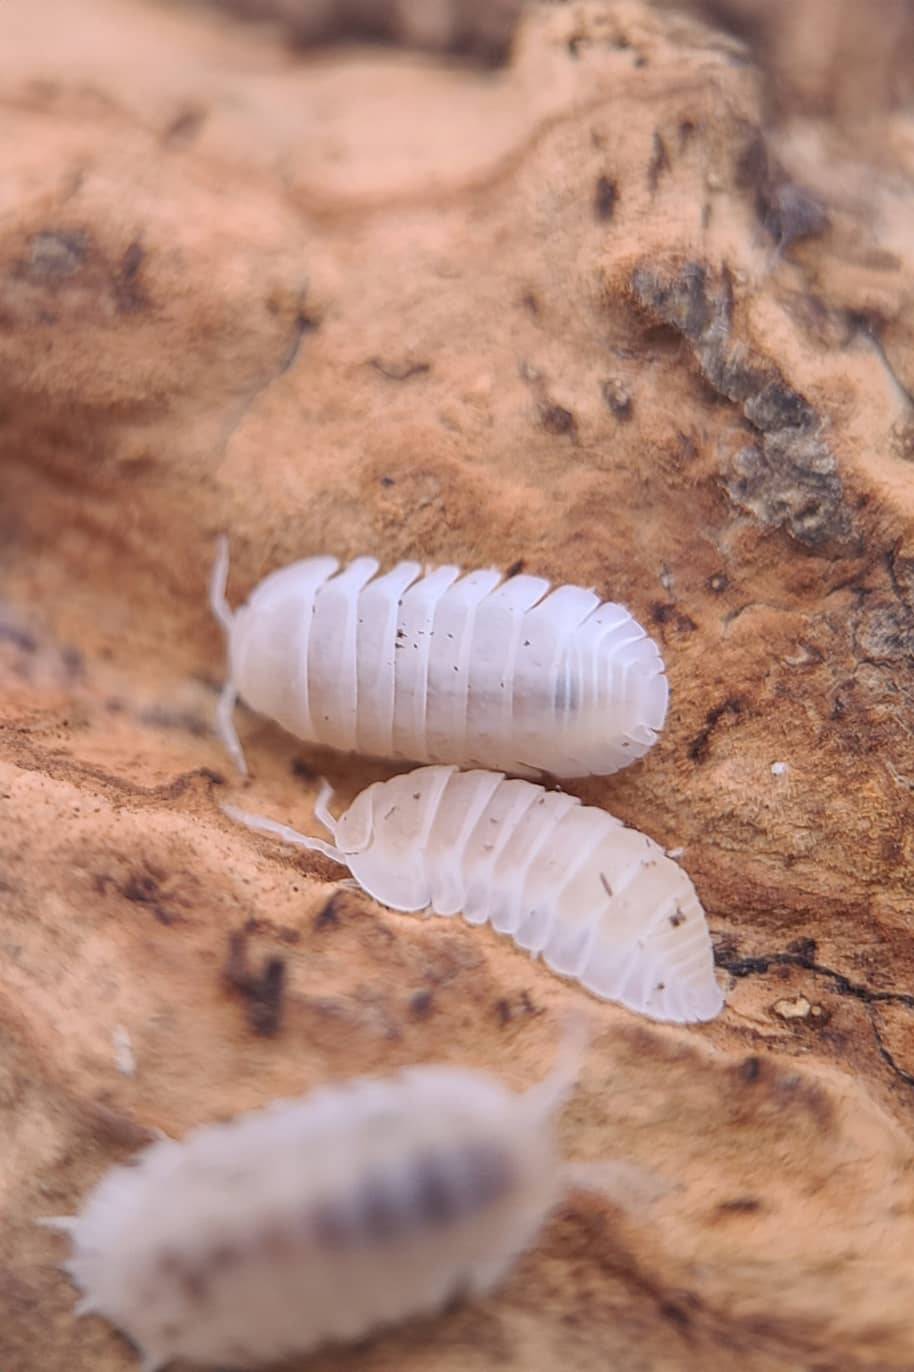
xmin=593 ymin=175 xmax=617 ymax=221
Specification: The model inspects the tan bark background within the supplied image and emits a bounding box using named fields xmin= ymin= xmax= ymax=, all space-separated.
xmin=2 ymin=2 xmax=914 ymax=1369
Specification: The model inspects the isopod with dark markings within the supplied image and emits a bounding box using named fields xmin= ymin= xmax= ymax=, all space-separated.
xmin=41 ymin=1023 xmax=660 ymax=1370
xmin=224 ymin=764 xmax=723 ymax=1024
xmin=210 ymin=539 xmax=667 ymax=779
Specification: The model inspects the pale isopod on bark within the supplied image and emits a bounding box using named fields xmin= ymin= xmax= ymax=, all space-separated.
xmin=40 ymin=1022 xmax=662 ymax=1371
xmin=210 ymin=539 xmax=668 ymax=780
xmin=224 ymin=765 xmax=723 ymax=1025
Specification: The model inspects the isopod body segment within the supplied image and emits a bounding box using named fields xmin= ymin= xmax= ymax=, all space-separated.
xmin=42 ymin=1024 xmax=653 ymax=1370
xmin=225 ymin=765 xmax=724 ymax=1025
xmin=211 ymin=541 xmax=668 ymax=779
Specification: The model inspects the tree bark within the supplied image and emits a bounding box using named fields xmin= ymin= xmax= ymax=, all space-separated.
xmin=2 ymin=2 xmax=913 ymax=1369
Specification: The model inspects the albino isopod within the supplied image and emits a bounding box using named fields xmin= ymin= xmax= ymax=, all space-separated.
xmin=225 ymin=765 xmax=723 ymax=1024
xmin=210 ymin=540 xmax=667 ymax=779
xmin=41 ymin=1023 xmax=661 ymax=1370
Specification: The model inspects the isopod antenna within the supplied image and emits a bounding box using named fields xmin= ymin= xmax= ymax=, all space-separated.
xmin=210 ymin=534 xmax=248 ymax=778
xmin=222 ymin=780 xmax=348 ymax=866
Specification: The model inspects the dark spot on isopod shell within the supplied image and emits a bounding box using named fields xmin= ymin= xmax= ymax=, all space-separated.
xmin=207 ymin=1240 xmax=240 ymax=1269
xmin=412 ymin=1140 xmax=514 ymax=1229
xmin=670 ymin=908 xmax=685 ymax=927
xmin=412 ymin=1152 xmax=462 ymax=1226
xmin=311 ymin=1199 xmax=356 ymax=1250
xmin=458 ymin=1140 xmax=515 ymax=1209
xmin=357 ymin=1174 xmax=405 ymax=1241
xmin=158 ymin=1250 xmax=209 ymax=1306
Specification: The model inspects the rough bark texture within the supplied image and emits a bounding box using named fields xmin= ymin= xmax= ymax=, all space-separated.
xmin=2 ymin=2 xmax=914 ymax=1370
xmin=185 ymin=0 xmax=524 ymax=63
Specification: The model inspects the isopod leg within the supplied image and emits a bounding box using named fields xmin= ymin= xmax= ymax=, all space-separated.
xmin=209 ymin=533 xmax=234 ymax=634
xmin=138 ymin=1350 xmax=167 ymax=1372
xmin=562 ymin=1158 xmax=672 ymax=1214
xmin=210 ymin=534 xmax=249 ymax=777
xmin=313 ymin=779 xmax=338 ymax=837
xmin=520 ymin=1012 xmax=590 ymax=1122
xmin=216 ymin=679 xmax=248 ymax=779
xmin=222 ymin=803 xmax=348 ymax=868
xmin=36 ymin=1215 xmax=78 ymax=1233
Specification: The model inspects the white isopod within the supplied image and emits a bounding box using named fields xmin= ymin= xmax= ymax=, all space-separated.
xmin=42 ymin=1024 xmax=660 ymax=1371
xmin=210 ymin=540 xmax=668 ymax=780
xmin=225 ymin=765 xmax=723 ymax=1024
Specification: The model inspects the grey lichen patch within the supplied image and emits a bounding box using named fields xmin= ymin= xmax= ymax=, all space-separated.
xmin=853 ymin=599 xmax=914 ymax=664
xmin=735 ymin=129 xmax=829 ymax=252
xmin=630 ymin=262 xmax=852 ymax=549
xmin=25 ymin=231 xmax=89 ymax=280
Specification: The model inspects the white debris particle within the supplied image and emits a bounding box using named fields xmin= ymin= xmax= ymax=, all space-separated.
xmin=772 ymin=996 xmax=812 ymax=1021
xmin=666 ymin=845 xmax=685 ymax=859
xmin=771 ymin=761 xmax=789 ymax=777
xmin=113 ymin=1025 xmax=136 ymax=1077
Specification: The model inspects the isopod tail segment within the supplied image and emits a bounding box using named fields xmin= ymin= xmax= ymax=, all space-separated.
xmin=210 ymin=534 xmax=248 ymax=779
xmin=34 ymin=1218 xmax=165 ymax=1366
